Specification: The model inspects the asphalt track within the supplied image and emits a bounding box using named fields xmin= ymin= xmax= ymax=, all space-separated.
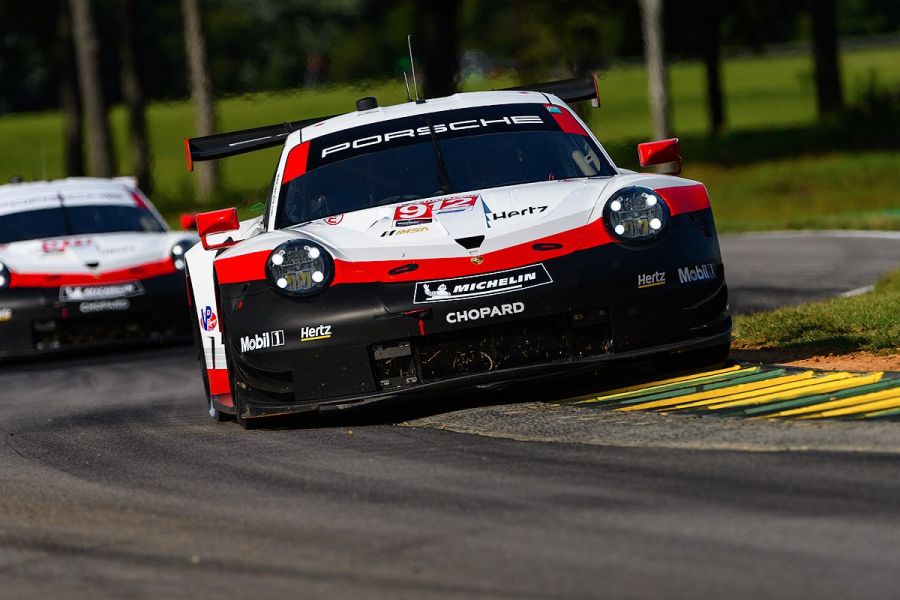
xmin=1 ymin=231 xmax=899 ymax=599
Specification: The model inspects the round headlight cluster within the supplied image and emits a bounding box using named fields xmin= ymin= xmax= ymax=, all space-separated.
xmin=0 ymin=262 xmax=9 ymax=290
xmin=170 ymin=240 xmax=195 ymax=271
xmin=265 ymin=239 xmax=333 ymax=297
xmin=604 ymin=186 xmax=669 ymax=243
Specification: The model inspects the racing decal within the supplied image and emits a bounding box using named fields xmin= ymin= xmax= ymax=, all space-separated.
xmin=200 ymin=306 xmax=218 ymax=331
xmin=380 ymin=226 xmax=429 ymax=237
xmin=7 ymin=258 xmax=177 ymax=288
xmin=60 ymin=281 xmax=145 ymax=302
xmin=545 ymin=104 xmax=588 ymax=136
xmin=678 ymin=263 xmax=717 ymax=284
xmin=240 ymin=330 xmax=285 ymax=353
xmin=637 ymin=271 xmax=666 ymax=289
xmin=0 ymin=308 xmax=11 ymax=322
xmin=445 ymin=302 xmax=525 ymax=324
xmin=213 ymin=183 xmax=711 ymax=287
xmin=413 ymin=264 xmax=552 ymax=304
xmin=42 ymin=238 xmax=92 ymax=253
xmin=282 ymin=141 xmax=311 ymax=184
xmin=488 ymin=206 xmax=548 ymax=221
xmin=300 ymin=324 xmax=332 ymax=342
xmin=79 ymin=299 xmax=130 ymax=313
xmin=323 ymin=214 xmax=343 ymax=225
xmin=393 ymin=195 xmax=478 ymax=227
xmin=303 ymin=104 xmax=558 ymax=172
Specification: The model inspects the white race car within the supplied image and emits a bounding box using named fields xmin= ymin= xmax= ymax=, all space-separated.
xmin=183 ymin=77 xmax=731 ymax=427
xmin=0 ymin=177 xmax=197 ymax=358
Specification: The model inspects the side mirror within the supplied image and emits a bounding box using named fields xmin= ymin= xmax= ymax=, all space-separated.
xmin=637 ymin=138 xmax=682 ymax=176
xmin=196 ymin=208 xmax=240 ymax=250
xmin=179 ymin=213 xmax=197 ymax=231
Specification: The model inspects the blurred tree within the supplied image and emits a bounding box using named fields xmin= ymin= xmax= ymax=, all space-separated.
xmin=119 ymin=0 xmax=153 ymax=194
xmin=811 ymin=0 xmax=845 ymax=119
xmin=699 ymin=0 xmax=726 ymax=135
xmin=639 ymin=0 xmax=672 ymax=140
xmin=57 ymin=4 xmax=84 ymax=177
xmin=414 ymin=0 xmax=461 ymax=98
xmin=68 ymin=0 xmax=115 ymax=177
xmin=182 ymin=0 xmax=219 ymax=202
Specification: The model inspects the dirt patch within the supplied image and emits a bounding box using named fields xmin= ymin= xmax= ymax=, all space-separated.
xmin=732 ymin=349 xmax=900 ymax=372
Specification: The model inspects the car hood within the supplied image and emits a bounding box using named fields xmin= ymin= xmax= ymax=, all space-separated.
xmin=0 ymin=231 xmax=189 ymax=274
xmin=280 ymin=178 xmax=615 ymax=262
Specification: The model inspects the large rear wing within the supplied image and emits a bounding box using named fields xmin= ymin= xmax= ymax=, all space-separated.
xmin=184 ymin=75 xmax=600 ymax=171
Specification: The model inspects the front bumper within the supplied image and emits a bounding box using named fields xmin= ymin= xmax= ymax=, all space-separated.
xmin=221 ymin=209 xmax=731 ymax=417
xmin=0 ymin=271 xmax=191 ymax=359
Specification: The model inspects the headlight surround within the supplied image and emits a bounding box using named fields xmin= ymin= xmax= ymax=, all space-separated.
xmin=0 ymin=262 xmax=9 ymax=290
xmin=604 ymin=186 xmax=670 ymax=243
xmin=170 ymin=240 xmax=195 ymax=271
xmin=265 ymin=239 xmax=333 ymax=297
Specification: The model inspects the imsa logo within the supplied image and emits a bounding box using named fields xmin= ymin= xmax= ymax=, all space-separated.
xmin=240 ymin=330 xmax=285 ymax=353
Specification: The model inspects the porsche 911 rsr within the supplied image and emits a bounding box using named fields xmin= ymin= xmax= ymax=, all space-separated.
xmin=183 ymin=77 xmax=731 ymax=427
xmin=0 ymin=177 xmax=196 ymax=357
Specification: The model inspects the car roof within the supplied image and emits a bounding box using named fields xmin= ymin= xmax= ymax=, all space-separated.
xmin=293 ymin=89 xmax=557 ymax=145
xmin=0 ymin=177 xmax=144 ymax=216
xmin=0 ymin=177 xmax=137 ymax=199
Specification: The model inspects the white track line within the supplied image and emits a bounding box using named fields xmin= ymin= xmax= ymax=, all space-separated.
xmin=726 ymin=230 xmax=900 ymax=240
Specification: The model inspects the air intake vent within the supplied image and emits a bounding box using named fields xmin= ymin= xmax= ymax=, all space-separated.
xmin=455 ymin=235 xmax=484 ymax=250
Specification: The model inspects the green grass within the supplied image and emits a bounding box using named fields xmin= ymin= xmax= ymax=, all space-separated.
xmin=1 ymin=45 xmax=899 ymax=228
xmin=733 ymin=269 xmax=900 ymax=354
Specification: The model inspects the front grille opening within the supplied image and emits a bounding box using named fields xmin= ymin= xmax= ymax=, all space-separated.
xmin=372 ymin=342 xmax=419 ymax=390
xmin=370 ymin=310 xmax=613 ymax=391
xmin=32 ymin=317 xmax=176 ymax=350
xmin=418 ymin=316 xmax=569 ymax=380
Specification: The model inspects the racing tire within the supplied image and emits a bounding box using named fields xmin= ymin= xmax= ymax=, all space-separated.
xmin=221 ymin=333 xmax=260 ymax=430
xmin=661 ymin=342 xmax=732 ymax=374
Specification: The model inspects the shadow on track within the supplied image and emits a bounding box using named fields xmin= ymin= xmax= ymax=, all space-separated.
xmin=252 ymin=356 xmax=733 ymax=431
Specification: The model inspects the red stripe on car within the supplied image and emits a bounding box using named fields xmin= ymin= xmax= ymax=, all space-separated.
xmin=548 ymin=106 xmax=588 ymax=136
xmin=214 ymin=183 xmax=711 ymax=286
xmin=656 ymin=183 xmax=710 ymax=214
xmin=282 ymin=141 xmax=311 ymax=185
xmin=208 ymin=369 xmax=231 ymax=396
xmin=9 ymin=258 xmax=178 ymax=288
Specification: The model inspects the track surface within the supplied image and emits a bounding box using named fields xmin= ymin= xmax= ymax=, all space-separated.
xmin=2 ymin=232 xmax=899 ymax=599
xmin=721 ymin=230 xmax=900 ymax=313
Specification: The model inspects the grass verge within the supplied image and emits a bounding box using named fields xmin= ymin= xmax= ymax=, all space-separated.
xmin=1 ymin=44 xmax=899 ymax=229
xmin=733 ymin=268 xmax=900 ymax=355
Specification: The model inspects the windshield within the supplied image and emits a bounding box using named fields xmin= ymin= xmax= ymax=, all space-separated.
xmin=0 ymin=203 xmax=165 ymax=244
xmin=276 ymin=104 xmax=615 ymax=228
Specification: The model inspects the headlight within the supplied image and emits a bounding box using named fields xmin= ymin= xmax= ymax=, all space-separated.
xmin=604 ymin=186 xmax=669 ymax=243
xmin=265 ymin=239 xmax=333 ymax=297
xmin=0 ymin=262 xmax=9 ymax=290
xmin=170 ymin=240 xmax=195 ymax=271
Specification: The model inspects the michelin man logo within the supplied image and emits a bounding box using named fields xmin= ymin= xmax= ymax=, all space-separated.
xmin=423 ymin=283 xmax=452 ymax=299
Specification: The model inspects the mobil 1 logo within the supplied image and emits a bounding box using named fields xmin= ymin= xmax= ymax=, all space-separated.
xmin=413 ymin=264 xmax=552 ymax=304
xmin=677 ymin=263 xmax=718 ymax=284
xmin=240 ymin=330 xmax=285 ymax=353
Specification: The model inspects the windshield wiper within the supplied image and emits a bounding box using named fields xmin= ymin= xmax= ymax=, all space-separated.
xmin=425 ymin=117 xmax=451 ymax=195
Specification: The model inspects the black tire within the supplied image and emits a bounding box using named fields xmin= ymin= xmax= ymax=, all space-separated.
xmin=666 ymin=342 xmax=732 ymax=373
xmin=222 ymin=331 xmax=259 ymax=429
